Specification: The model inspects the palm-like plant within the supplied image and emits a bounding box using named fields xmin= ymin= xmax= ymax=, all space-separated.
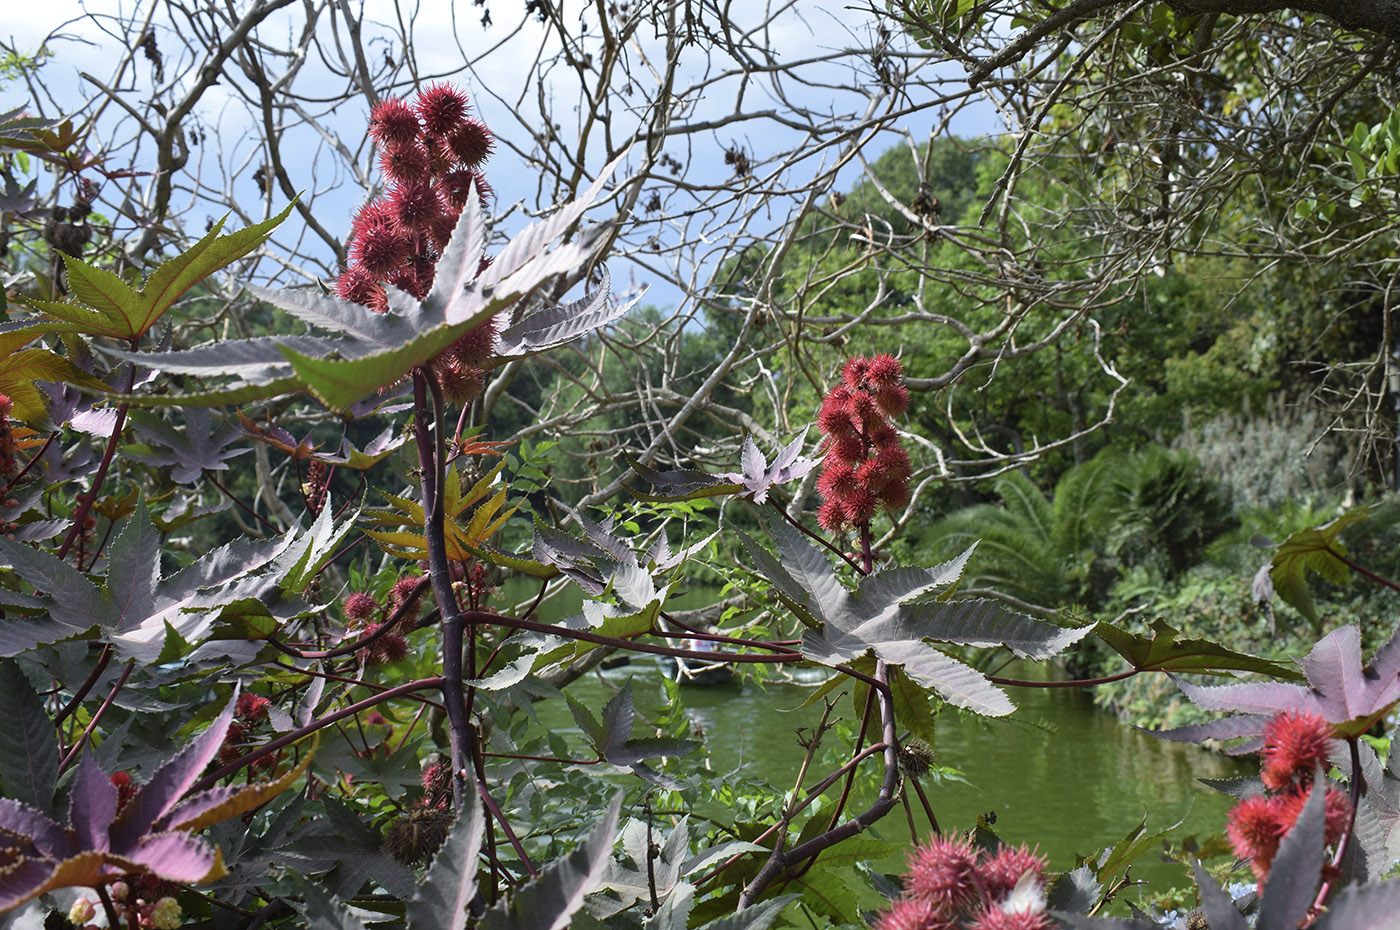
xmin=924 ymin=457 xmax=1121 ymax=611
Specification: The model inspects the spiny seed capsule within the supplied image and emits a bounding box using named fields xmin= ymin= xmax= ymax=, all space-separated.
xmin=898 ymin=739 xmax=934 ymax=778
xmin=383 ymin=807 xmax=454 ymax=865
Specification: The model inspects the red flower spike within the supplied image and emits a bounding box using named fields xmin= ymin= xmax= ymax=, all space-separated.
xmin=841 ymin=357 xmax=871 ymax=391
xmin=368 ymin=97 xmax=421 ymax=147
xmin=842 ymin=486 xmax=879 ymax=525
xmin=817 ymin=461 xmax=857 ymax=500
xmin=351 ymin=223 xmax=412 ymax=276
xmin=904 ymin=835 xmax=980 ymax=917
xmin=415 ymin=83 xmax=470 ymax=136
xmin=0 ymin=395 xmax=11 ymax=417
xmin=816 ymin=499 xmax=846 ymax=532
xmin=981 ymin=844 xmax=1047 ymax=900
xmin=1276 ymin=786 xmax=1354 ymax=847
xmin=830 ymin=434 xmax=866 ymax=465
xmin=1260 ymin=711 xmax=1335 ymax=791
xmin=447 ymin=120 xmax=494 ymax=167
xmin=435 ymin=358 xmax=484 ymax=405
xmin=875 ymin=382 xmax=911 ymax=417
xmin=348 ymin=200 xmax=397 ymax=242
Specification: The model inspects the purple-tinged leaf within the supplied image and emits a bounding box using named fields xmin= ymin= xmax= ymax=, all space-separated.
xmin=104 ymin=501 xmax=161 ymax=634
xmin=1258 ymin=777 xmax=1325 ymax=929
xmin=480 ymin=791 xmax=623 ymax=930
xmin=718 ymin=429 xmax=818 ymax=504
xmin=290 ymin=873 xmax=371 ymax=930
xmin=66 ymin=754 xmax=116 ymax=852
xmin=902 ymin=599 xmax=1089 ymax=660
xmin=110 ymin=694 xmax=237 ymax=848
xmin=496 ymin=267 xmax=641 ymax=359
xmin=1190 ymin=860 xmax=1249 ymax=930
xmin=0 ymin=855 xmax=56 ymax=912
xmin=420 ymin=187 xmax=488 ymax=326
xmin=623 ymin=455 xmax=740 ymax=503
xmin=1150 ymin=715 xmax=1271 ymax=754
xmin=1169 ymin=624 xmax=1400 ymax=737
xmin=405 ymin=792 xmax=484 ymax=930
xmin=124 ymin=830 xmax=226 ymax=883
xmin=0 ymin=851 xmax=110 ymax=912
xmin=1315 ymin=874 xmax=1400 ymax=928
xmin=0 ymin=799 xmax=69 ymax=859
xmin=0 ymin=660 xmax=58 ymax=815
xmin=126 ymin=408 xmax=249 ymax=484
xmin=163 ymin=746 xmax=313 ymax=832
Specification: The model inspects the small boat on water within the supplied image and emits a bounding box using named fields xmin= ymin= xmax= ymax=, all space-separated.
xmin=666 ymin=637 xmax=736 ymax=686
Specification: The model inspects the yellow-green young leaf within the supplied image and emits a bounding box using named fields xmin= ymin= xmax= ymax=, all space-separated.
xmin=278 ymin=328 xmax=465 ymax=412
xmin=139 ymin=205 xmax=293 ymax=335
xmin=12 ymin=295 xmax=126 ymax=339
xmin=0 ymin=349 xmax=108 ymax=424
xmin=170 ymin=744 xmax=316 ymax=832
xmin=462 ymin=542 xmax=559 ymax=579
xmin=14 ymin=205 xmax=292 ymax=341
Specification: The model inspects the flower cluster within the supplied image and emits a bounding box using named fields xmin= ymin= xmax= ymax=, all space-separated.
xmin=873 ymin=835 xmax=1050 ymax=930
xmin=1225 ymin=710 xmax=1351 ymax=884
xmin=336 ymin=83 xmax=497 ymax=403
xmin=815 ymin=355 xmax=912 ymax=532
xmin=70 ymin=879 xmax=183 ymax=930
xmin=341 ymin=578 xmax=426 ymax=665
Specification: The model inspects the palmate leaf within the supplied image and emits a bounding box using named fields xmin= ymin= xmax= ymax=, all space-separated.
xmin=751 ymin=515 xmax=1086 ymax=716
xmin=1093 ymin=618 xmax=1301 ymax=679
xmin=0 ymin=504 xmax=324 ymax=660
xmin=0 ymin=347 xmax=108 ymax=425
xmin=117 ymin=163 xmax=629 ymax=411
xmin=569 ymin=682 xmax=697 ymax=787
xmin=13 ymin=205 xmax=292 ymax=341
xmin=364 ymin=458 xmax=514 ymax=561
xmin=0 ymin=660 xmax=58 ymax=815
xmin=623 ymin=454 xmax=741 ymax=503
xmin=1158 ymin=624 xmax=1400 ymax=741
xmin=125 ymin=407 xmax=249 ymax=484
xmin=1256 ymin=777 xmax=1325 ymax=930
xmin=0 ymin=693 xmax=306 ymax=912
xmin=718 ymin=429 xmax=817 ymax=504
xmin=1259 ymin=506 xmax=1370 ymax=625
xmin=480 ymin=791 xmax=623 ymax=930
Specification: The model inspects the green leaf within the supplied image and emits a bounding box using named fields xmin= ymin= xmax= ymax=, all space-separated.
xmin=480 ymin=791 xmax=623 ymax=930
xmin=1266 ymin=506 xmax=1370 ymax=625
xmin=0 ymin=660 xmax=58 ymax=815
xmin=15 ymin=205 xmax=292 ymax=340
xmin=1092 ymin=618 xmax=1302 ymax=679
xmin=1093 ymin=810 xmax=1187 ymax=882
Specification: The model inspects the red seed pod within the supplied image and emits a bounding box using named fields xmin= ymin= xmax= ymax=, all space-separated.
xmin=335 ymin=265 xmax=387 ymax=310
xmin=351 ymin=222 xmax=412 ymax=276
xmin=816 ymin=499 xmax=847 ymax=532
xmin=867 ymin=353 xmax=903 ymax=388
xmin=236 ymin=693 xmax=271 ymax=722
xmin=840 ymin=356 xmax=871 ymax=391
xmin=447 ymin=120 xmax=494 ymax=167
xmin=378 ymin=141 xmax=433 ymax=184
xmin=414 ymin=83 xmax=470 ymax=137
xmin=874 ymin=382 xmax=910 ymax=417
xmin=388 ymin=179 xmax=445 ymax=234
xmin=842 ymin=486 xmax=879 ymax=525
xmin=903 ymin=834 xmax=980 ymax=917
xmin=344 ymin=591 xmax=378 ymax=621
xmin=368 ymin=97 xmax=422 ymax=147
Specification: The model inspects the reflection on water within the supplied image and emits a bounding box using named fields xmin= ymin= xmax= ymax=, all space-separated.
xmin=533 ymin=659 xmax=1248 ymax=893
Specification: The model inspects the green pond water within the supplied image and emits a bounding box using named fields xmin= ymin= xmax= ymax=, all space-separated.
xmin=503 ymin=581 xmax=1248 ymax=897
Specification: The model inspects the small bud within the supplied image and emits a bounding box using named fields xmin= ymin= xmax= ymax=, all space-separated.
xmin=109 ymin=881 xmax=129 ymax=901
xmin=69 ymin=898 xmax=96 ymax=924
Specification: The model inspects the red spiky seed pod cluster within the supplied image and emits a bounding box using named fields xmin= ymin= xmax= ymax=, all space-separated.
xmin=339 ymin=83 xmax=497 ymax=403
xmin=1226 ymin=710 xmax=1351 ymax=884
xmin=874 ymin=835 xmax=1050 ymax=930
xmin=815 ymin=355 xmax=912 ymax=532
